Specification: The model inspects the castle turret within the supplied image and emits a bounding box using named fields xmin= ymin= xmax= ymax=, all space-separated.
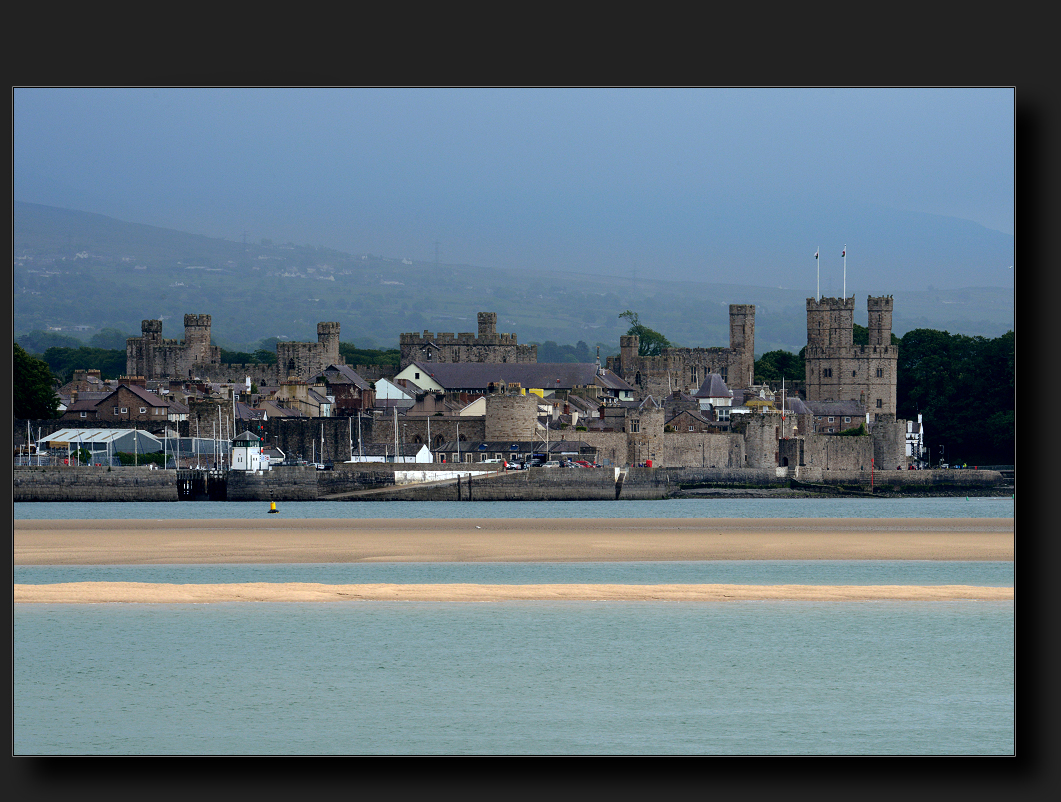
xmin=141 ymin=319 xmax=163 ymax=343
xmin=477 ymin=312 xmax=498 ymax=341
xmin=619 ymin=335 xmax=640 ymax=376
xmin=729 ymin=304 xmax=755 ymax=388
xmin=317 ymin=321 xmax=341 ymax=364
xmin=183 ymin=314 xmax=213 ymax=363
xmin=867 ymin=296 xmax=893 ymax=346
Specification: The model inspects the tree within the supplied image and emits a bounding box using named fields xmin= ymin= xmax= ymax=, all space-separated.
xmin=619 ymin=310 xmax=673 ymax=356
xmin=16 ymin=329 xmax=83 ymax=354
xmin=896 ymin=328 xmax=1014 ymax=465
xmin=41 ymin=346 xmax=127 ymax=383
xmin=14 ymin=343 xmax=60 ymax=419
xmin=755 ymin=350 xmax=805 ymax=383
xmin=89 ymin=327 xmax=135 ymax=350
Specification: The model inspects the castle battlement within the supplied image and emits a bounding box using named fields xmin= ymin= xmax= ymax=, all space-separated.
xmin=399 ymin=312 xmax=537 ymax=369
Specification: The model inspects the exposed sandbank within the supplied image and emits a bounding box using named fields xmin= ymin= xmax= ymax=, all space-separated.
xmin=13 ymin=581 xmax=1014 ymax=604
xmin=14 ymin=517 xmax=1013 ymax=565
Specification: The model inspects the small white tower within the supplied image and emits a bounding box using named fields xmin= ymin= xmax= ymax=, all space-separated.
xmin=230 ymin=431 xmax=265 ymax=471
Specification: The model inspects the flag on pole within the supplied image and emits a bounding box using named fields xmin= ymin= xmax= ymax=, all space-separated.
xmin=841 ymin=248 xmax=846 ymax=257
xmin=815 ymin=250 xmax=819 ymax=259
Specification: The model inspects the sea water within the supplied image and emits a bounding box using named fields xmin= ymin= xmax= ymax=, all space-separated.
xmin=14 ymin=600 xmax=1012 ymax=755
xmin=13 ymin=498 xmax=1014 ymax=754
xmin=12 ymin=496 xmax=1015 ymax=520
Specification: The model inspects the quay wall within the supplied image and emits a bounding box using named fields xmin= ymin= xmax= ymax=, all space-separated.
xmin=13 ymin=465 xmax=1006 ymax=502
xmin=13 ymin=466 xmax=178 ymax=502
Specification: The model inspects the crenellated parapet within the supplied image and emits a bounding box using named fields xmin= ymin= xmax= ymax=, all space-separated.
xmin=399 ymin=312 xmax=537 ymax=369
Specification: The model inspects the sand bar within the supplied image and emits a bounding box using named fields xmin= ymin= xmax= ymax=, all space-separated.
xmin=15 ymin=517 xmax=1013 ymax=564
xmin=14 ymin=581 xmax=1014 ymax=604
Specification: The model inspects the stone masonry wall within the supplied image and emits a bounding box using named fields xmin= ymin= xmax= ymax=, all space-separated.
xmin=662 ymin=433 xmax=745 ymax=469
xmin=13 ymin=466 xmax=178 ymax=502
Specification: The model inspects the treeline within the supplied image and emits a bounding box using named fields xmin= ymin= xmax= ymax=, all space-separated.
xmin=754 ymin=327 xmax=1014 ymax=466
xmin=532 ymin=340 xmax=616 ymax=363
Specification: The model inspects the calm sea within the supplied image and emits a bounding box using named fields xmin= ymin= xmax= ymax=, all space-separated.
xmin=14 ymin=498 xmax=1014 ymax=754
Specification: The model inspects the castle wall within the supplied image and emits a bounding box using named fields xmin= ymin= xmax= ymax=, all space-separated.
xmin=276 ymin=322 xmax=343 ymax=381
xmin=607 ymin=304 xmax=755 ymax=395
xmin=661 ymin=432 xmax=745 ymax=469
xmin=399 ymin=311 xmax=538 ymax=369
xmin=799 ymin=432 xmax=875 ymax=471
xmin=126 ymin=315 xmax=223 ymax=380
xmin=871 ymin=414 xmax=908 ymax=470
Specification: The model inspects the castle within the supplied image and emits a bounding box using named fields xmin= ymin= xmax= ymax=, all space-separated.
xmin=804 ymin=296 xmax=897 ymax=418
xmin=126 ymin=314 xmax=221 ymax=380
xmin=126 ymin=315 xmax=343 ymax=383
xmin=399 ymin=312 xmax=537 ymax=369
xmin=606 ymin=305 xmax=756 ymax=396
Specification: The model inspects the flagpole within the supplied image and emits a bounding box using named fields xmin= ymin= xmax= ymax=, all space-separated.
xmin=843 ymin=245 xmax=847 ymax=298
xmin=815 ymin=247 xmax=819 ymax=301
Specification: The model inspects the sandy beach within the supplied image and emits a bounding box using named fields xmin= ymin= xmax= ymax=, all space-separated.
xmin=15 ymin=517 xmax=1014 ymax=565
xmin=13 ymin=581 xmax=1014 ymax=604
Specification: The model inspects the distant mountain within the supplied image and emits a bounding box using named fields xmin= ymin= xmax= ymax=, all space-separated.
xmin=12 ymin=201 xmax=1014 ymax=357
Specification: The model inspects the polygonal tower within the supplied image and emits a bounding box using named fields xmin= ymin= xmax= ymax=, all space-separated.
xmin=183 ymin=314 xmax=213 ymax=363
xmin=317 ymin=322 xmax=341 ymax=366
xmin=728 ymin=304 xmax=755 ymax=388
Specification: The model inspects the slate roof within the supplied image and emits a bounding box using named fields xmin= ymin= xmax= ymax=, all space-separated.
xmin=692 ymin=374 xmax=733 ymax=399
xmin=110 ymin=384 xmax=172 ymax=407
xmin=594 ymin=369 xmax=635 ymax=392
xmin=322 ymin=364 xmax=373 ymax=391
xmin=782 ymin=397 xmax=812 ymax=415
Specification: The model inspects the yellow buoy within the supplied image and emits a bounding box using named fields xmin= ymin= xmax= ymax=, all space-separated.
xmin=268 ymin=501 xmax=278 ymax=513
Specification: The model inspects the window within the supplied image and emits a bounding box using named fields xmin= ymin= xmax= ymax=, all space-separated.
xmin=120 ymin=407 xmax=128 ymax=414
xmin=80 ymin=411 xmax=87 ymax=418
xmin=876 ymin=368 xmax=883 ymax=378
xmin=822 ymin=368 xmax=832 ymax=378
xmin=140 ymin=407 xmax=147 ymax=414
xmin=828 ymin=417 xmax=834 ymax=423
xmin=876 ymin=399 xmax=883 ymax=408
xmin=844 ymin=416 xmax=850 ymax=423
xmin=852 ymin=370 xmax=856 ymax=377
xmin=414 ymin=372 xmax=420 ymax=380
xmin=828 ymin=427 xmax=835 ymax=433
xmin=630 ymin=420 xmax=640 ymax=433
xmin=114 ymin=407 xmax=120 ymax=415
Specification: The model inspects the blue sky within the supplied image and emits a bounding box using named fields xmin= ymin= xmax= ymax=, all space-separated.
xmin=13 ymin=87 xmax=1014 ymax=288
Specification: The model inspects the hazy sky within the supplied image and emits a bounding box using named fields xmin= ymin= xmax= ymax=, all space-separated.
xmin=14 ymin=87 xmax=1014 ymax=282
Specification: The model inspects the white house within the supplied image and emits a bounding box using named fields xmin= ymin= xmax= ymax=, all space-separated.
xmin=230 ymin=431 xmax=266 ymax=471
xmin=905 ymin=413 xmax=926 ymax=466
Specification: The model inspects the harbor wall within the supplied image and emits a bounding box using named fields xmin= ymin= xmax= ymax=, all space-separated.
xmin=13 ymin=465 xmax=178 ymax=502
xmin=13 ymin=465 xmax=1006 ymax=502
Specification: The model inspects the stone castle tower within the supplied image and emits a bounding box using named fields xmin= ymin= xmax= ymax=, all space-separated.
xmin=609 ymin=304 xmax=755 ymax=396
xmin=399 ymin=311 xmax=538 ymax=369
xmin=276 ymin=322 xmax=343 ymax=381
xmin=126 ymin=314 xmax=222 ymax=380
xmin=804 ymin=295 xmax=897 ymax=418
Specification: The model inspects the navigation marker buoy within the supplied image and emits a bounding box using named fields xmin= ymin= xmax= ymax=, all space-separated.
xmin=269 ymin=501 xmax=279 ymax=514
